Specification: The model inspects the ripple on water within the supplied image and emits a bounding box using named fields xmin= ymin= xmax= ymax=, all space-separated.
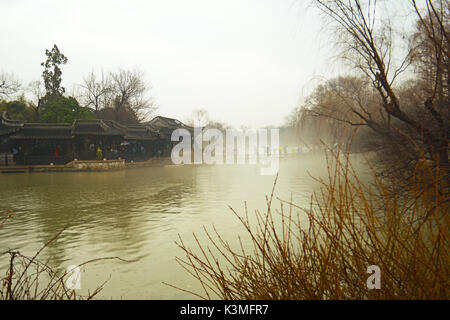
xmin=0 ymin=155 xmax=332 ymax=298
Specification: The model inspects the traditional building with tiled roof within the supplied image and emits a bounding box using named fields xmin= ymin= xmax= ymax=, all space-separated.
xmin=0 ymin=112 xmax=189 ymax=165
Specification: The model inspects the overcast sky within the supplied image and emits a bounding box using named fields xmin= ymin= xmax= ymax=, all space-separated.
xmin=0 ymin=0 xmax=341 ymax=127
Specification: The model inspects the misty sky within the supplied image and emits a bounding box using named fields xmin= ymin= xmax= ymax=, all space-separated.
xmin=0 ymin=0 xmax=341 ymax=127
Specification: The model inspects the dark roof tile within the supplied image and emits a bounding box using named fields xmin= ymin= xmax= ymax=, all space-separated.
xmin=0 ymin=113 xmax=190 ymax=142
xmin=10 ymin=123 xmax=74 ymax=140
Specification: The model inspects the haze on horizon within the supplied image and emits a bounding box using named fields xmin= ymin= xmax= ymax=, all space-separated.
xmin=0 ymin=0 xmax=340 ymax=127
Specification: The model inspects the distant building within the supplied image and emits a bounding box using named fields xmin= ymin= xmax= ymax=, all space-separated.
xmin=0 ymin=112 xmax=193 ymax=165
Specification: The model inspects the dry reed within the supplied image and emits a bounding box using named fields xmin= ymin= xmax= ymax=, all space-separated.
xmin=167 ymin=150 xmax=449 ymax=299
xmin=0 ymin=214 xmax=135 ymax=300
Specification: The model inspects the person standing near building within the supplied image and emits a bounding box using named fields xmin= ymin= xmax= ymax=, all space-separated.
xmin=96 ymin=146 xmax=103 ymax=160
xmin=12 ymin=146 xmax=18 ymax=162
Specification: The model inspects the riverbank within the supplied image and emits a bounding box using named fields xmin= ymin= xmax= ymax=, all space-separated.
xmin=0 ymin=157 xmax=175 ymax=173
xmin=0 ymin=153 xmax=317 ymax=173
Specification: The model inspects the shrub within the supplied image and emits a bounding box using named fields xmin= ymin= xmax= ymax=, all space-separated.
xmin=169 ymin=150 xmax=449 ymax=299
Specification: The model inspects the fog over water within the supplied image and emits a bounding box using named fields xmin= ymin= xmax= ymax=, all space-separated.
xmin=0 ymin=155 xmax=366 ymax=299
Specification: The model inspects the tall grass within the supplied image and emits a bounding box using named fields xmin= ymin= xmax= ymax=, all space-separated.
xmin=168 ymin=150 xmax=448 ymax=299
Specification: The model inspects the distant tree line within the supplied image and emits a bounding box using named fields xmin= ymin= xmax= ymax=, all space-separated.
xmin=184 ymin=108 xmax=230 ymax=130
xmin=0 ymin=44 xmax=156 ymax=124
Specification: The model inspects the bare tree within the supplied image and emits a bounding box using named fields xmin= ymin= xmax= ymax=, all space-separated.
xmin=296 ymin=76 xmax=379 ymax=150
xmin=185 ymin=108 xmax=210 ymax=127
xmin=109 ymin=68 xmax=156 ymax=123
xmin=207 ymin=120 xmax=229 ymax=131
xmin=27 ymin=80 xmax=45 ymax=120
xmin=80 ymin=70 xmax=113 ymax=112
xmin=0 ymin=72 xmax=21 ymax=98
xmin=411 ymin=0 xmax=449 ymax=103
xmin=312 ymin=0 xmax=448 ymax=185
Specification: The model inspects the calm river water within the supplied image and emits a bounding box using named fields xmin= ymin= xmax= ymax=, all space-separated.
xmin=0 ymin=155 xmax=365 ymax=299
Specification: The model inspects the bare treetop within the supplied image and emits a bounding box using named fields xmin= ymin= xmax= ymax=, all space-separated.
xmin=78 ymin=68 xmax=157 ymax=123
xmin=0 ymin=72 xmax=21 ymax=98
